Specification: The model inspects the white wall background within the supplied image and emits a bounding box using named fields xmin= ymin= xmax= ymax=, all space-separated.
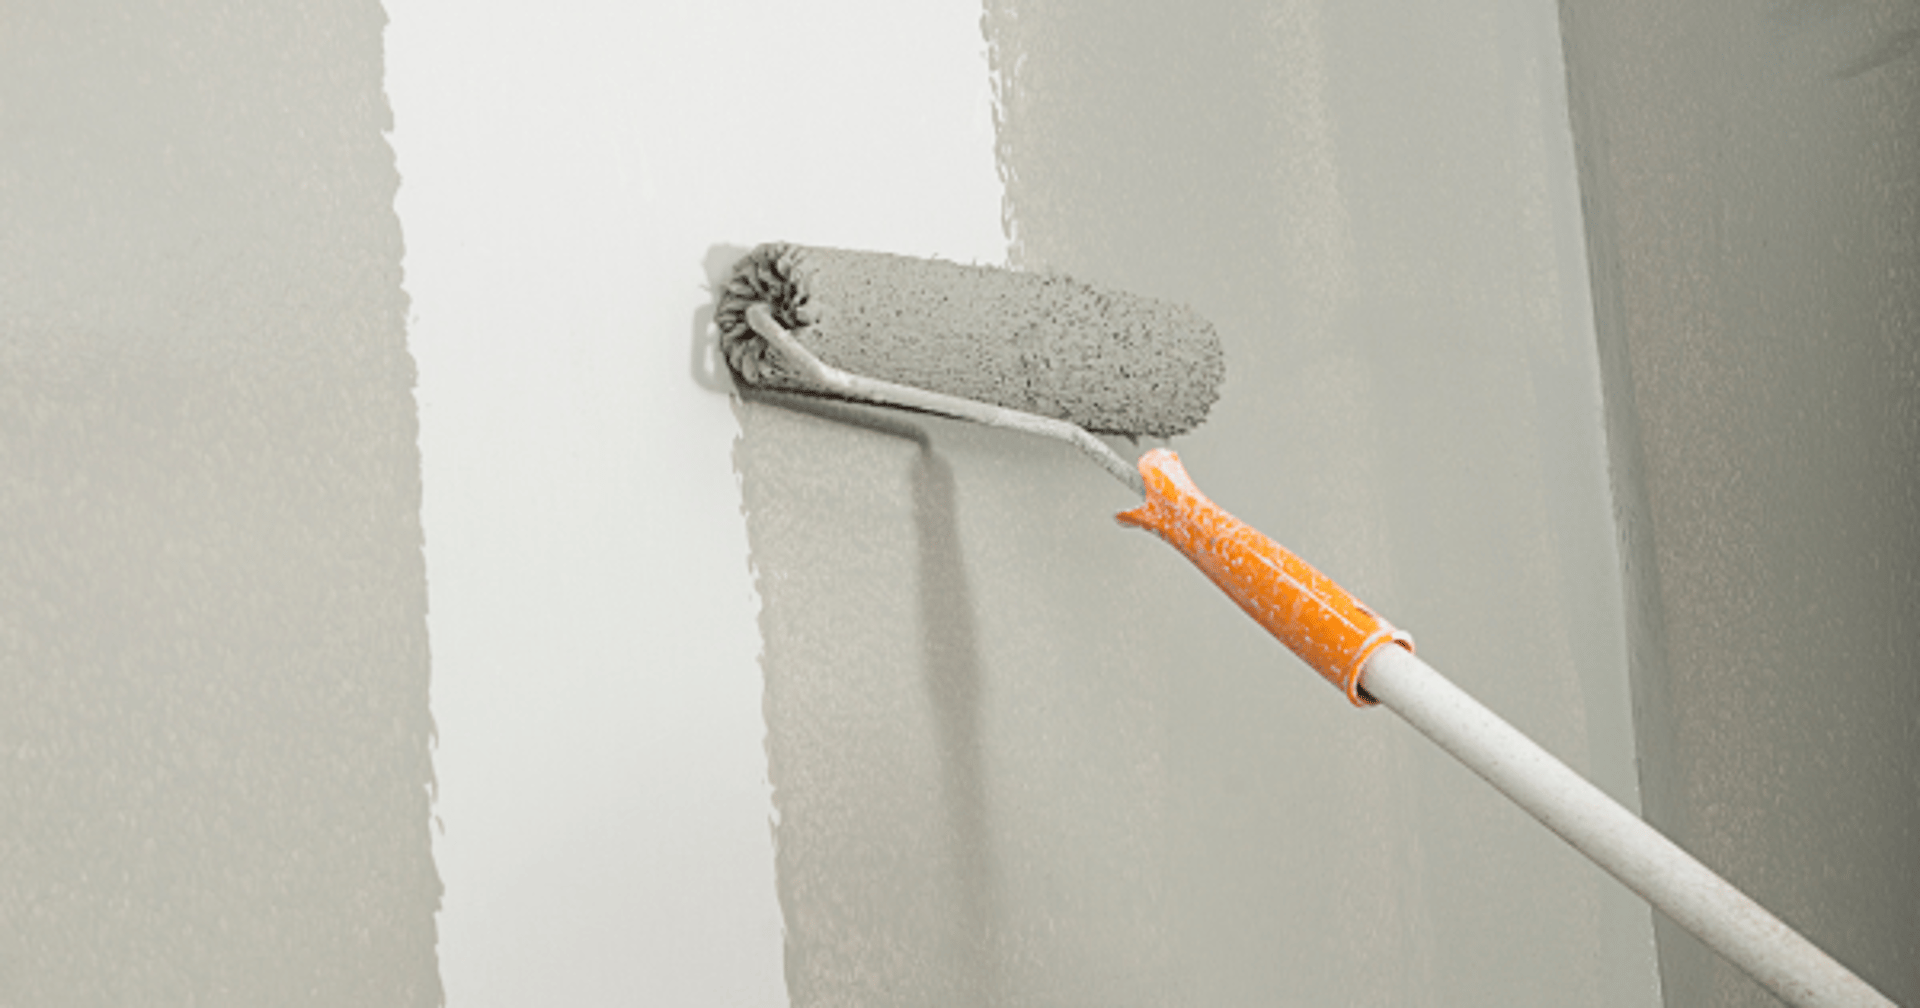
xmin=385 ymin=2 xmax=1004 ymax=1003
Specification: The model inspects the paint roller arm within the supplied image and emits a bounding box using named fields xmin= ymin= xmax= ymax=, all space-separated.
xmin=744 ymin=304 xmax=1144 ymax=493
xmin=1115 ymin=448 xmax=1895 ymax=1008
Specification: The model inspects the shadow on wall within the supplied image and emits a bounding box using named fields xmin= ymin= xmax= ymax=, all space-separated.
xmin=1768 ymin=0 xmax=1920 ymax=80
xmin=1561 ymin=0 xmax=1920 ymax=1003
xmin=910 ymin=419 xmax=999 ymax=1000
xmin=690 ymin=245 xmax=750 ymax=394
xmin=709 ymin=236 xmax=1005 ymax=998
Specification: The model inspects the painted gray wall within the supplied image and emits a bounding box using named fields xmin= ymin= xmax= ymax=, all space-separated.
xmin=1560 ymin=2 xmax=1920 ymax=1005
xmin=739 ymin=0 xmax=1660 ymax=1004
xmin=0 ymin=2 xmax=440 ymax=1004
xmin=8 ymin=0 xmax=1908 ymax=1004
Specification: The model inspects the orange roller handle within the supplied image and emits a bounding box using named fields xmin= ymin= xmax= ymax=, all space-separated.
xmin=1116 ymin=448 xmax=1412 ymax=706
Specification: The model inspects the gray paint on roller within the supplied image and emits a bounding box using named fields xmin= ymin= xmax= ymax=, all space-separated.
xmin=0 ymin=2 xmax=441 ymax=1004
xmin=735 ymin=0 xmax=1662 ymax=1005
xmin=718 ymin=242 xmax=1226 ymax=437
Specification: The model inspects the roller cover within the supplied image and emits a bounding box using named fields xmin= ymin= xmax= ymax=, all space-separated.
xmin=716 ymin=242 xmax=1225 ymax=437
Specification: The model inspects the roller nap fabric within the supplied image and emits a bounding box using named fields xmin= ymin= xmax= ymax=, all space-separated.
xmin=716 ymin=242 xmax=1225 ymax=438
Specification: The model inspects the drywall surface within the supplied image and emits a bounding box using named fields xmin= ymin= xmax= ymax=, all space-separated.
xmin=1558 ymin=2 xmax=1920 ymax=1005
xmin=0 ymin=2 xmax=441 ymax=1004
xmin=737 ymin=0 xmax=1660 ymax=1004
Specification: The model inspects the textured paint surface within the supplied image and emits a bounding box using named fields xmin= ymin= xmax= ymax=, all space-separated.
xmin=1558 ymin=2 xmax=1920 ymax=1005
xmin=717 ymin=243 xmax=1225 ymax=437
xmin=0 ymin=2 xmax=441 ymax=1003
xmin=737 ymin=0 xmax=1659 ymax=1004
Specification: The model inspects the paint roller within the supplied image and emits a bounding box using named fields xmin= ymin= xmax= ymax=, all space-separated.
xmin=716 ymin=241 xmax=1895 ymax=1008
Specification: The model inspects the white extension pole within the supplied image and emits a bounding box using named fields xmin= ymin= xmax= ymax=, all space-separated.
xmin=1359 ymin=644 xmax=1896 ymax=1008
xmin=741 ymin=323 xmax=1897 ymax=1006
